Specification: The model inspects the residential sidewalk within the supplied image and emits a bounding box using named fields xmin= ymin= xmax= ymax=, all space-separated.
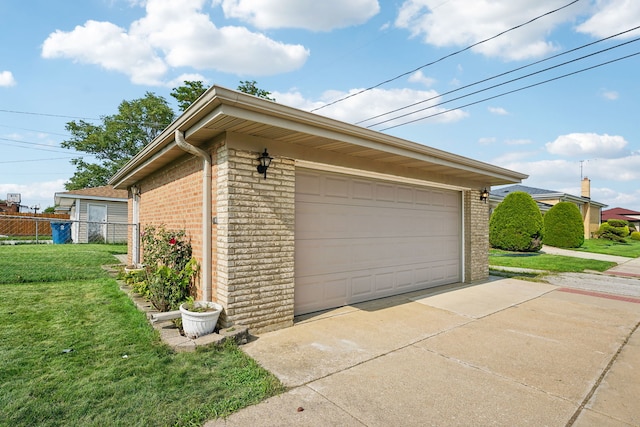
xmin=541 ymin=245 xmax=640 ymax=278
xmin=541 ymin=245 xmax=631 ymax=264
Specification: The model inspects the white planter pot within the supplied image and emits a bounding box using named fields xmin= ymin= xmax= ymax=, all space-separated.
xmin=179 ymin=301 xmax=223 ymax=339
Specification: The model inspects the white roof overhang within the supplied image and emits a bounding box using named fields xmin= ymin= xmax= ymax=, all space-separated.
xmin=110 ymin=85 xmax=527 ymax=190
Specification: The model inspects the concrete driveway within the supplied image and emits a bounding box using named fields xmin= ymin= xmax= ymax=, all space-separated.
xmin=206 ymin=278 xmax=640 ymax=426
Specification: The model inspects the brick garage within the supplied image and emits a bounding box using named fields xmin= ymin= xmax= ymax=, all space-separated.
xmin=111 ymin=86 xmax=526 ymax=333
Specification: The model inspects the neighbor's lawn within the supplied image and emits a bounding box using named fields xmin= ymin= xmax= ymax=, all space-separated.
xmin=0 ymin=244 xmax=128 ymax=284
xmin=489 ymin=249 xmax=617 ymax=272
xmin=566 ymin=238 xmax=640 ymax=258
xmin=0 ymin=244 xmax=283 ymax=427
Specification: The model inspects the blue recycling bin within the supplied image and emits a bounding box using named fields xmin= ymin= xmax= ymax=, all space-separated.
xmin=51 ymin=222 xmax=72 ymax=244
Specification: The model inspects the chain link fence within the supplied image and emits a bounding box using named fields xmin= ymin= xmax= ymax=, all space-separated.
xmin=0 ymin=214 xmax=134 ymax=245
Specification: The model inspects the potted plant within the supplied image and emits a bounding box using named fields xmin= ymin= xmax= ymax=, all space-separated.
xmin=179 ymin=298 xmax=223 ymax=339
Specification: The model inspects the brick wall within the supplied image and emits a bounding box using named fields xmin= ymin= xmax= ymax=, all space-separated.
xmin=216 ymin=147 xmax=296 ymax=333
xmin=136 ymin=149 xmax=218 ymax=299
xmin=464 ymin=189 xmax=489 ymax=282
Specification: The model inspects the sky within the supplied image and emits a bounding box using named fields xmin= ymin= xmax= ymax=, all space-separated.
xmin=1 ymin=0 xmax=639 ymax=212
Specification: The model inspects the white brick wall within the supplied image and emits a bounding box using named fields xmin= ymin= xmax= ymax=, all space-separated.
xmin=464 ymin=189 xmax=490 ymax=282
xmin=216 ymin=148 xmax=296 ymax=333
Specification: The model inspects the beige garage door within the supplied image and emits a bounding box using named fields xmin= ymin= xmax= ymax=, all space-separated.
xmin=295 ymin=169 xmax=461 ymax=315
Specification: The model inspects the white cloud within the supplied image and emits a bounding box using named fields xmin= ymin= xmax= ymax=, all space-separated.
xmin=395 ymin=0 xmax=588 ymax=61
xmin=408 ymin=70 xmax=436 ymax=87
xmin=488 ymin=106 xmax=508 ymax=115
xmin=41 ymin=0 xmax=309 ymax=85
xmin=478 ymin=137 xmax=496 ymax=145
xmin=0 ymin=179 xmax=66 ymax=209
xmin=495 ymin=154 xmax=640 ymax=209
xmin=0 ymin=71 xmax=16 ymax=87
xmin=273 ymin=86 xmax=468 ymax=127
xmin=215 ymin=0 xmax=380 ymax=31
xmin=576 ymin=0 xmax=640 ymax=38
xmin=601 ymin=89 xmax=619 ymax=100
xmin=545 ymin=133 xmax=629 ymax=158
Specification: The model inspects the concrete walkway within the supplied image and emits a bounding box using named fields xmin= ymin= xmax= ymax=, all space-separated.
xmin=205 ymin=278 xmax=640 ymax=426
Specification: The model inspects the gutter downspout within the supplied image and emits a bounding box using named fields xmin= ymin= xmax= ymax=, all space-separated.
xmin=175 ymin=130 xmax=212 ymax=302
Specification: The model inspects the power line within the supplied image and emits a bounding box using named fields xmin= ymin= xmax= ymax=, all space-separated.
xmin=0 ymin=137 xmax=85 ymax=155
xmin=377 ymin=50 xmax=640 ymax=131
xmin=366 ymin=36 xmax=640 ymax=128
xmin=311 ymin=0 xmax=583 ymax=112
xmin=357 ymin=25 xmax=640 ymax=126
xmin=0 ymin=108 xmax=99 ymax=121
xmin=0 ymin=156 xmax=74 ymax=164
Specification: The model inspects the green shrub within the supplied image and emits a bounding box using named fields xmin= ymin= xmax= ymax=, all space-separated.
xmin=607 ymin=219 xmax=629 ymax=228
xmin=490 ymin=191 xmax=544 ymax=252
xmin=596 ymin=222 xmax=629 ymax=242
xmin=543 ymin=202 xmax=584 ymax=248
xmin=631 ymin=231 xmax=640 ymax=241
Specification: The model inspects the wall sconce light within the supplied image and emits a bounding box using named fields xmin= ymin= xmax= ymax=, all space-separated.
xmin=257 ymin=148 xmax=273 ymax=179
xmin=480 ymin=188 xmax=490 ymax=203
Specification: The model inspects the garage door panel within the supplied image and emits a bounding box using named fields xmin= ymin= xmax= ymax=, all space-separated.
xmin=295 ymin=169 xmax=461 ymax=315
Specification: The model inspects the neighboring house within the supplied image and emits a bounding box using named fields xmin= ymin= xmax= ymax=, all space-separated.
xmin=54 ymin=185 xmax=128 ymax=243
xmin=491 ymin=178 xmax=607 ymax=239
xmin=602 ymin=207 xmax=640 ymax=231
xmin=0 ymin=201 xmax=19 ymax=213
xmin=109 ymin=85 xmax=526 ymax=333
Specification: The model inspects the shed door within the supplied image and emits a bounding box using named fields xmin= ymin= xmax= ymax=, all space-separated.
xmin=295 ymin=169 xmax=461 ymax=315
xmin=88 ymin=204 xmax=107 ymax=243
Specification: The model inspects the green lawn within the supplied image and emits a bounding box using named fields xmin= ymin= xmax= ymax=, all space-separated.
xmin=0 ymin=244 xmax=283 ymax=427
xmin=489 ymin=249 xmax=617 ymax=273
xmin=562 ymin=238 xmax=640 ymax=258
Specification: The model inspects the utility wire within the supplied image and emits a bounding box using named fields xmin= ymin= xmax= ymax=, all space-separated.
xmin=0 ymin=156 xmax=74 ymax=164
xmin=357 ymin=25 xmax=640 ymax=125
xmin=366 ymin=36 xmax=640 ymax=128
xmin=377 ymin=51 xmax=640 ymax=131
xmin=311 ymin=0 xmax=583 ymax=112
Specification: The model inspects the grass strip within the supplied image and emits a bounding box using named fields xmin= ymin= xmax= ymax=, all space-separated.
xmin=489 ymin=249 xmax=616 ymax=272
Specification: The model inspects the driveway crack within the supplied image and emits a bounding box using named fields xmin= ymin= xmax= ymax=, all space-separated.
xmin=565 ymin=320 xmax=640 ymax=427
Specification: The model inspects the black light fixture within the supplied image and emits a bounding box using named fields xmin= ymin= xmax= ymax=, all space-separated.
xmin=480 ymin=188 xmax=490 ymax=203
xmin=257 ymin=148 xmax=273 ymax=179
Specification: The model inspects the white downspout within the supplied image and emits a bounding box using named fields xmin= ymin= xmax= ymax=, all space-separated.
xmin=175 ymin=130 xmax=212 ymax=302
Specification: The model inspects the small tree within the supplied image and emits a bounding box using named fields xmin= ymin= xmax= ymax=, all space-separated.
xmin=543 ymin=202 xmax=584 ymax=248
xmin=596 ymin=219 xmax=630 ymax=242
xmin=490 ymin=191 xmax=544 ymax=252
xmin=237 ymin=80 xmax=275 ymax=101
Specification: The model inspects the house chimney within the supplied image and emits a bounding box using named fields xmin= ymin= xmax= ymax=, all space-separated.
xmin=581 ymin=177 xmax=591 ymax=199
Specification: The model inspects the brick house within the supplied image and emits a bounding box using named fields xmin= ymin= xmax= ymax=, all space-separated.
xmin=491 ymin=178 xmax=606 ymax=239
xmin=110 ymin=85 xmax=526 ymax=333
xmin=602 ymin=207 xmax=640 ymax=231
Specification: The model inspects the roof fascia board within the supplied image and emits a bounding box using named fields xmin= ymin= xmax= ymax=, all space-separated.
xmin=215 ymin=103 xmax=526 ymax=183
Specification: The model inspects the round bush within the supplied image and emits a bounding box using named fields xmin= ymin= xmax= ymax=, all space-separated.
xmin=631 ymin=231 xmax=640 ymax=241
xmin=490 ymin=191 xmax=544 ymax=252
xmin=543 ymin=202 xmax=584 ymax=248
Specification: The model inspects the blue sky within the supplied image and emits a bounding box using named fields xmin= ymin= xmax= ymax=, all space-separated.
xmin=1 ymin=0 xmax=639 ymax=211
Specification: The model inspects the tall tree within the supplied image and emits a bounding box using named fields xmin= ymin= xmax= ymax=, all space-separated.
xmin=170 ymin=80 xmax=208 ymax=112
xmin=62 ymin=92 xmax=175 ymax=190
xmin=237 ymin=80 xmax=275 ymax=101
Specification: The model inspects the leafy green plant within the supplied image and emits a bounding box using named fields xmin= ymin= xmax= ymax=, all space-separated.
xmin=543 ymin=201 xmax=584 ymax=248
xmin=596 ymin=220 xmax=629 ymax=242
xmin=490 ymin=191 xmax=544 ymax=252
xmin=631 ymin=231 xmax=640 ymax=241
xmin=141 ymin=225 xmax=198 ymax=311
